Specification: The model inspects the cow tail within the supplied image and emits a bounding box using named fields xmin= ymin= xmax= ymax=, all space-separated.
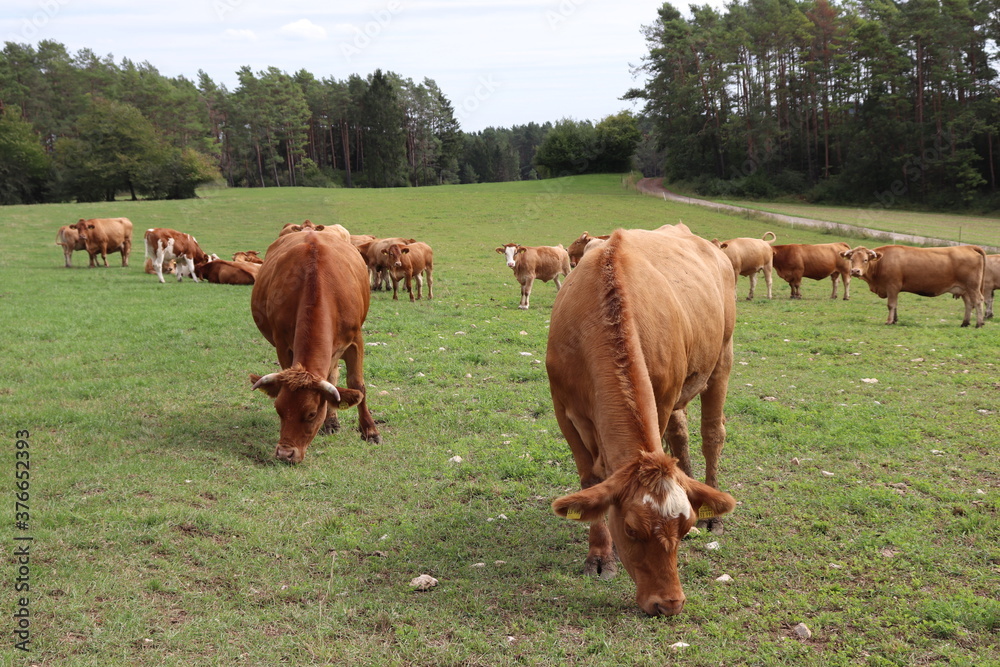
xmin=762 ymin=231 xmax=777 ymax=243
xmin=976 ymin=246 xmax=987 ymax=299
xmin=144 ymin=231 xmax=155 ymax=261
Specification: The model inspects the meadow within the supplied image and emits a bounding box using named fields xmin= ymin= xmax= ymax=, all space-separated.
xmin=1 ymin=175 xmax=998 ymax=666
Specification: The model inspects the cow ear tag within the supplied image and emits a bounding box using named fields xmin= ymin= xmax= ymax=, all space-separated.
xmin=566 ymin=507 xmax=582 ymax=520
xmin=698 ymin=505 xmax=716 ymax=520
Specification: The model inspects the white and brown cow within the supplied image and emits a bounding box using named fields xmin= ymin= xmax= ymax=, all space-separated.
xmin=841 ymin=244 xmax=986 ymax=327
xmin=713 ymin=231 xmax=776 ymax=300
xmin=71 ymin=217 xmax=133 ymax=268
xmin=771 ymin=242 xmax=852 ymax=300
xmin=250 ymin=230 xmax=381 ymax=463
xmin=546 ymin=224 xmax=737 ymax=616
xmin=496 ymin=243 xmax=571 ymax=310
xmin=567 ymin=232 xmax=610 ymax=268
xmin=984 ymin=254 xmax=1000 ymax=319
xmin=55 ymin=225 xmax=87 ymax=268
xmin=144 ymin=228 xmax=211 ymax=283
xmin=381 ymin=241 xmax=434 ymax=301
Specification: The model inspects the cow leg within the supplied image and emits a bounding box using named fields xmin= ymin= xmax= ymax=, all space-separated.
xmin=153 ymin=247 xmax=167 ymax=283
xmin=790 ymin=278 xmax=801 ymax=299
xmin=553 ymin=275 xmax=563 ymax=291
xmin=520 ymin=277 xmax=533 ymax=309
xmin=390 ymin=275 xmax=400 ymax=301
xmin=746 ymin=272 xmax=757 ymax=301
xmin=342 ymin=344 xmax=381 ymax=443
xmin=407 ymin=271 xmax=417 ymax=301
xmin=986 ymin=288 xmax=995 ymax=319
xmin=63 ymin=247 xmax=73 ymax=268
xmin=842 ymin=274 xmax=851 ymax=300
xmin=763 ymin=265 xmax=773 ymax=299
xmin=886 ymin=291 xmax=899 ymax=324
xmin=829 ymin=275 xmax=839 ymax=299
xmin=698 ymin=357 xmax=731 ymax=534
xmin=122 ymin=239 xmax=131 ymax=267
xmin=425 ymin=268 xmax=433 ymax=300
xmin=100 ymin=243 xmax=110 ymax=268
xmin=413 ymin=274 xmax=423 ymax=301
xmin=961 ymin=290 xmax=983 ymax=328
xmin=663 ymin=408 xmax=691 ymax=477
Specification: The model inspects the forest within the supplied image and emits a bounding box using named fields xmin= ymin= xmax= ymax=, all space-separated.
xmin=0 ymin=40 xmax=639 ymax=205
xmin=627 ymin=0 xmax=1000 ymax=209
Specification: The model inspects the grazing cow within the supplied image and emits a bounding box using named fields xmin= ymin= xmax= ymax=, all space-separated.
xmin=71 ymin=217 xmax=133 ymax=268
xmin=496 ymin=243 xmax=571 ymax=310
xmin=713 ymin=231 xmax=776 ymax=300
xmin=984 ymin=255 xmax=1000 ymax=318
xmin=567 ymin=232 xmax=610 ymax=267
xmin=55 ymin=225 xmax=87 ymax=267
xmin=144 ymin=228 xmax=211 ymax=283
xmin=195 ymin=259 xmax=259 ymax=285
xmin=278 ymin=220 xmax=351 ymax=242
xmin=232 ymin=250 xmax=264 ymax=264
xmin=841 ymin=244 xmax=986 ymax=327
xmin=771 ymin=242 xmax=852 ymax=300
xmin=250 ymin=230 xmax=381 ymax=463
xmin=546 ymin=224 xmax=737 ymax=616
xmin=382 ymin=241 xmax=434 ymax=301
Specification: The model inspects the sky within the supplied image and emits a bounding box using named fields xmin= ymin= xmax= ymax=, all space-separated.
xmin=0 ymin=0 xmax=688 ymax=133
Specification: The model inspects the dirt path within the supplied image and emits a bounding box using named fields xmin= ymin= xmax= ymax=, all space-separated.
xmin=636 ymin=177 xmax=999 ymax=252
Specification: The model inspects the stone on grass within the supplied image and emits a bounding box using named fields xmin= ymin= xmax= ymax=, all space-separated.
xmin=792 ymin=622 xmax=812 ymax=639
xmin=410 ymin=574 xmax=438 ymax=591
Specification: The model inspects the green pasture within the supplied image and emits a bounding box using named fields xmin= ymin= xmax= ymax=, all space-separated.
xmin=2 ymin=175 xmax=998 ymax=666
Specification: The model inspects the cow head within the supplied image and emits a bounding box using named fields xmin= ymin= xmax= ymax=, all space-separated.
xmin=552 ymin=450 xmax=736 ymax=616
xmin=841 ymin=246 xmax=882 ymax=277
xmin=382 ymin=243 xmax=410 ymax=267
xmin=72 ymin=218 xmax=94 ymax=240
xmin=250 ymin=364 xmax=363 ymax=464
xmin=495 ymin=243 xmax=521 ymax=268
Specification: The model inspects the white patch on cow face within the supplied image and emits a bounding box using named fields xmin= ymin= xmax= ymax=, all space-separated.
xmin=503 ymin=245 xmax=517 ymax=268
xmin=642 ymin=481 xmax=692 ymax=520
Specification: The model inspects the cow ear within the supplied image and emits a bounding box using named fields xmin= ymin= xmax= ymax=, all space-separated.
xmin=682 ymin=478 xmax=736 ymax=522
xmin=870 ymin=251 xmax=882 ymax=260
xmin=840 ymin=250 xmax=852 ymax=258
xmin=250 ymin=373 xmax=281 ymax=398
xmin=552 ymin=480 xmax=616 ymax=522
xmin=406 ymin=239 xmax=417 ymax=244
xmin=401 ymin=247 xmax=410 ymax=254
xmin=720 ymin=242 xmax=729 ymax=249
xmin=382 ymin=249 xmax=389 ymax=255
xmin=88 ymin=224 xmax=96 ymax=230
xmin=711 ymin=238 xmax=721 ymax=246
xmin=315 ymin=225 xmax=325 ymax=231
xmin=516 ymin=246 xmax=527 ymax=255
xmin=495 ymin=247 xmax=504 ymax=254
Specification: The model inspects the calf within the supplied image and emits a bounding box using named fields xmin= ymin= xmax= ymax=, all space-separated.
xmin=71 ymin=217 xmax=133 ymax=268
xmin=496 ymin=243 xmax=571 ymax=310
xmin=55 ymin=225 xmax=86 ymax=268
xmin=547 ymin=224 xmax=736 ymax=616
xmin=382 ymin=241 xmax=434 ymax=301
xmin=713 ymin=231 xmax=776 ymax=300
xmin=771 ymin=242 xmax=852 ymax=300
xmin=144 ymin=228 xmax=211 ymax=283
xmin=841 ymin=244 xmax=986 ymax=327
xmin=567 ymin=231 xmax=610 ymax=267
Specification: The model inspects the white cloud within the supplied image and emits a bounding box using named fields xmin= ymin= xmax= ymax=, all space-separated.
xmin=279 ymin=19 xmax=327 ymax=41
xmin=223 ymin=29 xmax=258 ymax=41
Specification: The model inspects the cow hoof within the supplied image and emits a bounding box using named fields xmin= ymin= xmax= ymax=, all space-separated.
xmin=583 ymin=555 xmax=617 ymax=580
xmin=518 ymin=305 xmax=529 ymax=310
xmin=363 ymin=432 xmax=382 ymax=444
xmin=320 ymin=418 xmax=340 ymax=435
xmin=698 ymin=518 xmax=725 ymax=535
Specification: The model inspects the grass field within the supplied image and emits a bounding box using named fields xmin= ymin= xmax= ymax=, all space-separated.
xmin=2 ymin=175 xmax=999 ymax=666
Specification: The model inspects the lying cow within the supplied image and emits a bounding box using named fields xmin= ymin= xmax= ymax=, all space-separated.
xmin=567 ymin=232 xmax=610 ymax=268
xmin=841 ymin=244 xmax=986 ymax=327
xmin=55 ymin=225 xmax=87 ymax=268
xmin=713 ymin=231 xmax=776 ymax=300
xmin=232 ymin=250 xmax=264 ymax=264
xmin=143 ymin=257 xmax=176 ymax=275
xmin=771 ymin=242 xmax=852 ymax=300
xmin=984 ymin=254 xmax=1000 ymax=318
xmin=496 ymin=243 xmax=571 ymax=310
xmin=250 ymin=229 xmax=381 ymax=463
xmin=144 ymin=228 xmax=211 ymax=283
xmin=195 ymin=259 xmax=259 ymax=285
xmin=546 ymin=224 xmax=737 ymax=616
xmin=71 ymin=217 xmax=133 ymax=268
xmin=381 ymin=241 xmax=434 ymax=301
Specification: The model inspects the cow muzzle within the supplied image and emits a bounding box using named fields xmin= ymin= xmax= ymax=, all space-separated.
xmin=274 ymin=444 xmax=305 ymax=464
xmin=507 ymin=261 xmax=516 ymax=268
xmin=850 ymin=268 xmax=863 ymax=277
xmin=639 ymin=595 xmax=686 ymax=617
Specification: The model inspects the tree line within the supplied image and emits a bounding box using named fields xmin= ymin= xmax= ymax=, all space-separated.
xmin=0 ymin=40 xmax=640 ymax=205
xmin=627 ymin=0 xmax=1000 ymax=209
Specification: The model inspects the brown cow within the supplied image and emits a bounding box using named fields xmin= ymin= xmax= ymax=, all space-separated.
xmin=546 ymin=224 xmax=737 ymax=616
xmin=278 ymin=220 xmax=351 ymax=242
xmin=712 ymin=231 xmax=776 ymax=300
xmin=71 ymin=217 xmax=133 ymax=268
xmin=55 ymin=225 xmax=87 ymax=267
xmin=360 ymin=237 xmax=417 ymax=291
xmin=250 ymin=230 xmax=381 ymax=463
xmin=771 ymin=242 xmax=852 ymax=300
xmin=232 ymin=251 xmax=264 ymax=264
xmin=984 ymin=255 xmax=1000 ymax=319
xmin=144 ymin=228 xmax=211 ymax=283
xmin=496 ymin=243 xmax=571 ymax=310
xmin=195 ymin=259 xmax=259 ymax=285
xmin=567 ymin=232 xmax=610 ymax=268
xmin=143 ymin=257 xmax=176 ymax=275
xmin=382 ymin=241 xmax=434 ymax=301
xmin=841 ymin=244 xmax=986 ymax=327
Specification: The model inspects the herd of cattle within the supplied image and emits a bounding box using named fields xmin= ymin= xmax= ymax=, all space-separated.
xmin=54 ymin=216 xmax=998 ymax=616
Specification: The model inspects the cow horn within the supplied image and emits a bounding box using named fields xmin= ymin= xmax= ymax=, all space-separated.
xmin=318 ymin=381 xmax=342 ymax=403
xmin=251 ymin=373 xmax=281 ymax=391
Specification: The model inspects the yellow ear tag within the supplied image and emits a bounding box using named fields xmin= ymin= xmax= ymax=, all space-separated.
xmin=566 ymin=507 xmax=582 ymax=520
xmin=698 ymin=505 xmax=716 ymax=520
